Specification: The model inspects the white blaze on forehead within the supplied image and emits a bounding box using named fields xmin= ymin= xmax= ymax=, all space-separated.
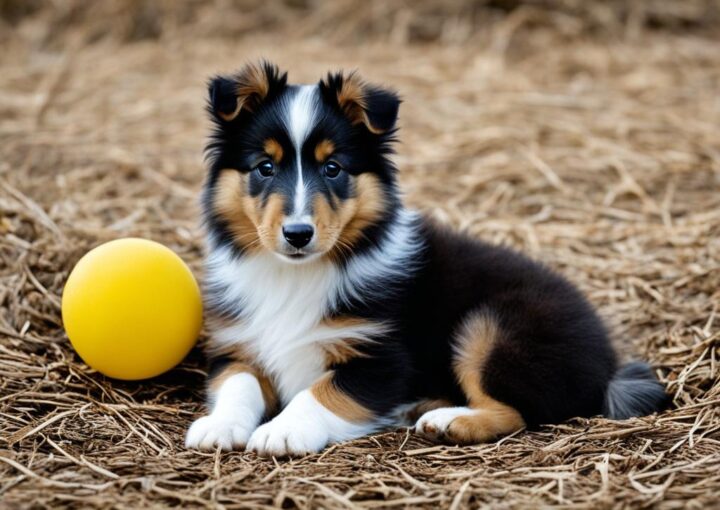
xmin=285 ymin=85 xmax=319 ymax=218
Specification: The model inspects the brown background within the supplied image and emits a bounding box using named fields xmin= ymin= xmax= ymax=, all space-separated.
xmin=1 ymin=1 xmax=719 ymax=508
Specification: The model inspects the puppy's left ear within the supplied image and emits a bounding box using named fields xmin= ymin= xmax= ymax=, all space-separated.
xmin=320 ymin=71 xmax=400 ymax=134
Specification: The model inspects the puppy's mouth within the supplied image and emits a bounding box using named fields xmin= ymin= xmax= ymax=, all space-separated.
xmin=274 ymin=248 xmax=322 ymax=264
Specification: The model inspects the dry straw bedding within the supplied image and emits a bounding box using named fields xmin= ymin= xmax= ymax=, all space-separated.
xmin=1 ymin=1 xmax=719 ymax=508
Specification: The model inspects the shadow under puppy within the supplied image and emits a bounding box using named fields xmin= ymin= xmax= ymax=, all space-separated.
xmin=185 ymin=61 xmax=667 ymax=457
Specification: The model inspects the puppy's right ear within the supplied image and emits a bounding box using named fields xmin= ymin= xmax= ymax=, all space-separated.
xmin=208 ymin=61 xmax=287 ymax=122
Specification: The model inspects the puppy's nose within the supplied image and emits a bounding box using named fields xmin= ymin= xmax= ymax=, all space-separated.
xmin=282 ymin=223 xmax=314 ymax=248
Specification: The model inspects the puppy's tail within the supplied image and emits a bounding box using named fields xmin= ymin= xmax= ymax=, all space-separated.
xmin=603 ymin=362 xmax=668 ymax=420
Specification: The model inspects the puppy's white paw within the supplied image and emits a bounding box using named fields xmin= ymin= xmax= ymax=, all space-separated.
xmin=246 ymin=415 xmax=329 ymax=457
xmin=185 ymin=414 xmax=255 ymax=451
xmin=414 ymin=407 xmax=475 ymax=440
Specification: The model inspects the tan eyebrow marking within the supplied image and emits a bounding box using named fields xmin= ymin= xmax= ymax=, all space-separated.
xmin=314 ymin=139 xmax=335 ymax=162
xmin=263 ymin=138 xmax=284 ymax=163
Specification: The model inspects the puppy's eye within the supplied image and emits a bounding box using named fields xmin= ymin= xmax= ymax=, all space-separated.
xmin=323 ymin=161 xmax=342 ymax=178
xmin=254 ymin=160 xmax=275 ymax=178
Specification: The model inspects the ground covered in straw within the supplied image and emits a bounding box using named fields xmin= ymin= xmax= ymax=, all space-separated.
xmin=1 ymin=1 xmax=719 ymax=508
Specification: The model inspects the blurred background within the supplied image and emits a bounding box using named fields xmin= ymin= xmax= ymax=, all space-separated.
xmin=2 ymin=0 xmax=718 ymax=336
xmin=1 ymin=1 xmax=719 ymax=507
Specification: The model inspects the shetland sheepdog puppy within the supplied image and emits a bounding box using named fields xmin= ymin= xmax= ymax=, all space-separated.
xmin=185 ymin=61 xmax=667 ymax=457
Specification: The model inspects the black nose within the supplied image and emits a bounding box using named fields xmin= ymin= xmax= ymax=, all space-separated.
xmin=282 ymin=223 xmax=314 ymax=248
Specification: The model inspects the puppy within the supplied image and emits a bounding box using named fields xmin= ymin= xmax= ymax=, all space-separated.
xmin=185 ymin=61 xmax=667 ymax=456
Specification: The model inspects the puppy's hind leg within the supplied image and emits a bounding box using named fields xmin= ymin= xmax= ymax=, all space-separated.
xmin=415 ymin=310 xmax=525 ymax=444
xmin=415 ymin=400 xmax=524 ymax=444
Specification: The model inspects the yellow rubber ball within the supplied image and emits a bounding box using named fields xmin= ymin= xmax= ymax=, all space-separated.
xmin=62 ymin=238 xmax=203 ymax=380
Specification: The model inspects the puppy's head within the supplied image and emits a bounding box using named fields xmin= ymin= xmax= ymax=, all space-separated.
xmin=204 ymin=61 xmax=400 ymax=263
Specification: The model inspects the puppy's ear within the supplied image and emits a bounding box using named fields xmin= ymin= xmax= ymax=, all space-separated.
xmin=320 ymin=71 xmax=400 ymax=134
xmin=209 ymin=61 xmax=287 ymax=122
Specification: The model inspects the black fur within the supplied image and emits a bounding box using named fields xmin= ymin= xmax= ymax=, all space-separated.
xmin=202 ymin=62 xmax=667 ymax=441
xmin=203 ymin=71 xmax=401 ymax=260
xmin=319 ymin=72 xmax=401 ymax=133
xmin=604 ymin=362 xmax=670 ymax=419
xmin=328 ymin=218 xmax=667 ymax=427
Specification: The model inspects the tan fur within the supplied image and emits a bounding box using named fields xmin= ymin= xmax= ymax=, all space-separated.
xmin=452 ymin=311 xmax=500 ymax=407
xmin=318 ymin=316 xmax=377 ymax=367
xmin=336 ymin=173 xmax=386 ymax=249
xmin=213 ymin=170 xmax=261 ymax=253
xmin=314 ymin=139 xmax=335 ymax=162
xmin=263 ymin=138 xmax=284 ymax=163
xmin=212 ymin=169 xmax=288 ymax=253
xmin=331 ymin=72 xmax=387 ymax=134
xmin=313 ymin=193 xmax=337 ymax=252
xmin=446 ymin=404 xmax=524 ymax=444
xmin=236 ymin=64 xmax=270 ymax=106
xmin=218 ymin=63 xmax=272 ymax=121
xmin=217 ymin=103 xmax=243 ymax=122
xmin=323 ymin=342 xmax=367 ymax=366
xmin=336 ymin=73 xmax=367 ymax=112
xmin=313 ymin=173 xmax=386 ymax=260
xmin=321 ymin=316 xmax=373 ymax=329
xmin=441 ymin=311 xmax=525 ymax=444
xmin=336 ymin=73 xmax=369 ymax=128
xmin=207 ymin=356 xmax=278 ymax=416
xmin=311 ymin=372 xmax=373 ymax=423
xmin=215 ymin=154 xmax=383 ymax=259
xmin=257 ymin=193 xmax=285 ymax=251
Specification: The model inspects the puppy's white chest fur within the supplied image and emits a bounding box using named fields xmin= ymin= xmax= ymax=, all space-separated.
xmin=204 ymin=211 xmax=420 ymax=405
xmin=205 ymin=248 xmax=385 ymax=405
xmin=205 ymin=249 xmax=336 ymax=404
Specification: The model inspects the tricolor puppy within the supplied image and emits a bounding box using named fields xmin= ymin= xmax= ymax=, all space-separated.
xmin=185 ymin=62 xmax=667 ymax=456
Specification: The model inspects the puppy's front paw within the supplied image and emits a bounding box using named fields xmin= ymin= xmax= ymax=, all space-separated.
xmin=246 ymin=416 xmax=328 ymax=457
xmin=185 ymin=414 xmax=255 ymax=451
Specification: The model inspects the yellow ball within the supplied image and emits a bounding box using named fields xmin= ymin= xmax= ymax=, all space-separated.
xmin=62 ymin=238 xmax=203 ymax=380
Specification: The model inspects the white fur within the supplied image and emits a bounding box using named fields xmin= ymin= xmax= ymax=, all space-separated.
xmin=337 ymin=209 xmax=423 ymax=306
xmin=204 ymin=209 xmax=421 ymax=407
xmin=285 ymin=85 xmax=318 ymax=218
xmin=208 ymin=250 xmax=337 ymax=403
xmin=205 ymin=248 xmax=387 ymax=405
xmin=246 ymin=389 xmax=377 ymax=456
xmin=197 ymin=210 xmax=423 ymax=452
xmin=185 ymin=373 xmax=265 ymax=450
xmin=415 ymin=406 xmax=476 ymax=438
